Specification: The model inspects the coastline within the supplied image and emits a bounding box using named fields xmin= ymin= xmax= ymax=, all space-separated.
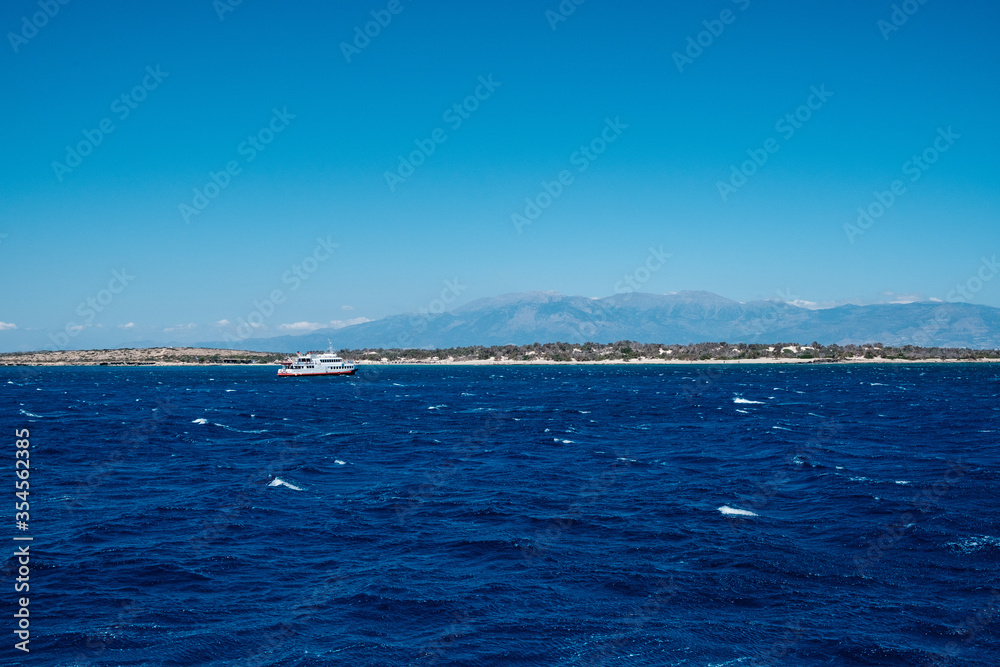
xmin=5 ymin=358 xmax=1000 ymax=368
xmin=3 ymin=345 xmax=999 ymax=368
xmin=357 ymin=358 xmax=1000 ymax=366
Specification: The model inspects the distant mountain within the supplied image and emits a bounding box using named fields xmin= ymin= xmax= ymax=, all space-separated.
xmin=198 ymin=291 xmax=1000 ymax=352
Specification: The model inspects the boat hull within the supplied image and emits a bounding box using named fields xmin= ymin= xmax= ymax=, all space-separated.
xmin=277 ymin=368 xmax=356 ymax=377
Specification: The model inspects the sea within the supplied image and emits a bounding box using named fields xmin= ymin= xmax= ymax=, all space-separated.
xmin=4 ymin=363 xmax=999 ymax=666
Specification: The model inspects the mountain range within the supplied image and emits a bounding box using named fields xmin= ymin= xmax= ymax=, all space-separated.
xmin=202 ymin=291 xmax=1000 ymax=352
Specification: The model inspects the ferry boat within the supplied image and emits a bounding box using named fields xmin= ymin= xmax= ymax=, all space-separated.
xmin=277 ymin=350 xmax=356 ymax=377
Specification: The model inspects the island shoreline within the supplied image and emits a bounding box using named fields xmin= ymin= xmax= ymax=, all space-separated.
xmin=5 ymin=359 xmax=1000 ymax=367
xmin=3 ymin=345 xmax=1000 ymax=367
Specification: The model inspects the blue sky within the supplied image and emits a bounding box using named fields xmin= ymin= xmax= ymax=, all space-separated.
xmin=1 ymin=0 xmax=998 ymax=350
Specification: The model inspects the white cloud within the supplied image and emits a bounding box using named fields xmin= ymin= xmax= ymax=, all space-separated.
xmin=341 ymin=305 xmax=355 ymax=311
xmin=118 ymin=322 xmax=135 ymax=329
xmin=279 ymin=321 xmax=324 ymax=333
xmin=277 ymin=318 xmax=371 ymax=333
xmin=882 ymin=291 xmax=925 ymax=304
xmin=67 ymin=323 xmax=89 ymax=333
xmin=164 ymin=323 xmax=197 ymax=333
xmin=0 ymin=321 xmax=17 ymax=331
xmin=328 ymin=317 xmax=371 ymax=329
xmin=214 ymin=319 xmax=230 ymax=327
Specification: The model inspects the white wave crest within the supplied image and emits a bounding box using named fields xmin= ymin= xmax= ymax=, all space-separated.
xmin=947 ymin=535 xmax=1000 ymax=553
xmin=267 ymin=477 xmax=303 ymax=491
xmin=214 ymin=423 xmax=266 ymax=434
xmin=718 ymin=505 xmax=758 ymax=517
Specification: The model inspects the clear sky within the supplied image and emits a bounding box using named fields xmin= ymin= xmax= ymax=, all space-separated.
xmin=1 ymin=0 xmax=998 ymax=350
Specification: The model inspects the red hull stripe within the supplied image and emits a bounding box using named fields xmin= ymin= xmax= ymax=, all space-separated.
xmin=278 ymin=370 xmax=356 ymax=377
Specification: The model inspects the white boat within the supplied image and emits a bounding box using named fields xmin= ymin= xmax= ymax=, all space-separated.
xmin=277 ymin=350 xmax=356 ymax=377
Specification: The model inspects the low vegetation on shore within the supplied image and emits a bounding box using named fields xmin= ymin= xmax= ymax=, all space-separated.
xmin=350 ymin=341 xmax=1000 ymax=363
xmin=2 ymin=342 xmax=999 ymax=366
xmin=0 ymin=347 xmax=284 ymax=366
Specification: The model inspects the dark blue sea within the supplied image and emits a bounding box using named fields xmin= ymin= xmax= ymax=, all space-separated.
xmin=4 ymin=364 xmax=1000 ymax=666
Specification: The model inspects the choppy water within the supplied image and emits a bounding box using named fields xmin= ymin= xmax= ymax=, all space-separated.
xmin=4 ymin=364 xmax=999 ymax=666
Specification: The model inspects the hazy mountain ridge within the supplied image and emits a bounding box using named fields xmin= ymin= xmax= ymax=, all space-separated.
xmin=200 ymin=291 xmax=1000 ymax=352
